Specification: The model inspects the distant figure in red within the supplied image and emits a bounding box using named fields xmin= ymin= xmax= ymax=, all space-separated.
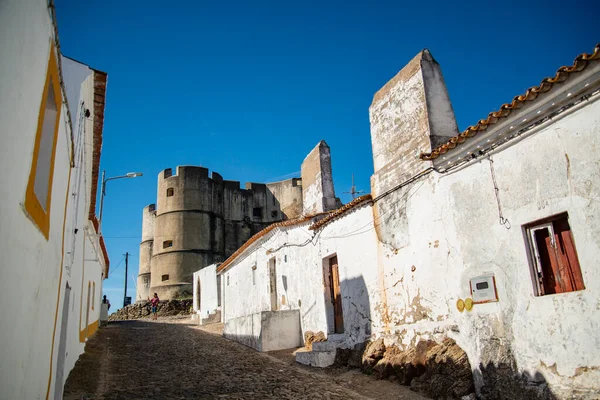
xmin=149 ymin=293 xmax=160 ymax=320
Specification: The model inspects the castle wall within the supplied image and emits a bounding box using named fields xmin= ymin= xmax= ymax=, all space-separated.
xmin=144 ymin=165 xmax=306 ymax=300
xmin=266 ymin=178 xmax=303 ymax=220
xmin=136 ymin=204 xmax=155 ymax=302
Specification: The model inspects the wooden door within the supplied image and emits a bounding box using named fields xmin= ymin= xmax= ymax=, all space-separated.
xmin=329 ymin=256 xmax=344 ymax=334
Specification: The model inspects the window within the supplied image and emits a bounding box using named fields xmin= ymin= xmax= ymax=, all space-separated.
xmin=24 ymin=43 xmax=62 ymax=239
xmin=166 ymin=188 xmax=174 ymax=197
xmin=271 ymin=210 xmax=278 ymax=218
xmin=162 ymin=274 xmax=169 ymax=281
xmin=163 ymin=240 xmax=173 ymax=249
xmin=227 ymin=275 xmax=230 ymax=286
xmin=525 ymin=213 xmax=585 ymax=296
xmin=252 ymin=265 xmax=257 ymax=285
xmin=253 ymin=207 xmax=263 ymax=218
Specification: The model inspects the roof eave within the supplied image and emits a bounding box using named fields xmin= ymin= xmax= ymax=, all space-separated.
xmin=432 ymin=62 xmax=600 ymax=170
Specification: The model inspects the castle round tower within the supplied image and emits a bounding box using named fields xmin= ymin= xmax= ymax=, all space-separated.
xmin=136 ymin=204 xmax=155 ymax=302
xmin=149 ymin=166 xmax=226 ymax=299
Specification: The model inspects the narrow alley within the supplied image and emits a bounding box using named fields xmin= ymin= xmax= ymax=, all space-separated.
xmin=63 ymin=319 xmax=427 ymax=400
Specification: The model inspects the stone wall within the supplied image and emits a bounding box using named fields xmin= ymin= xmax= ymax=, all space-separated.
xmin=142 ymin=165 xmax=306 ymax=300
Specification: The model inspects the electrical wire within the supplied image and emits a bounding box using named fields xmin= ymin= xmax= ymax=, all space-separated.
xmin=109 ymin=255 xmax=126 ymax=275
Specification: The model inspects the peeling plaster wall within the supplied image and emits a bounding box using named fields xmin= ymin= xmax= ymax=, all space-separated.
xmin=367 ymin=96 xmax=600 ymax=397
xmin=217 ymin=60 xmax=600 ymax=398
xmin=301 ymin=141 xmax=338 ymax=215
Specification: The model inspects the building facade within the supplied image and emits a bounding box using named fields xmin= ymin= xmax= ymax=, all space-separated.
xmin=137 ymin=141 xmax=340 ymax=301
xmin=201 ymin=45 xmax=600 ymax=399
xmin=0 ymin=1 xmax=110 ymax=399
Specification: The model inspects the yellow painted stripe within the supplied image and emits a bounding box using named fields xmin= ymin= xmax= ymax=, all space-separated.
xmin=79 ymin=320 xmax=99 ymax=343
xmin=44 ymin=42 xmax=74 ymax=399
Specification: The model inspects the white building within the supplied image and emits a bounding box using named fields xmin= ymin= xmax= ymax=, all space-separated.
xmin=0 ymin=1 xmax=110 ymax=399
xmin=199 ymin=45 xmax=600 ymax=399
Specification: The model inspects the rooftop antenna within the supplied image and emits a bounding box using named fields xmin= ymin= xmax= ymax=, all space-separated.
xmin=344 ymin=174 xmax=364 ymax=199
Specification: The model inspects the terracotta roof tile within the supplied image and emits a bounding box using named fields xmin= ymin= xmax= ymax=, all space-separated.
xmin=309 ymin=195 xmax=373 ymax=231
xmin=216 ymin=214 xmax=322 ymax=273
xmin=216 ymin=195 xmax=374 ymax=273
xmin=420 ymin=43 xmax=600 ymax=160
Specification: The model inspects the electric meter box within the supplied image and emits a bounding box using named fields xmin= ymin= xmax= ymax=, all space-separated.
xmin=469 ymin=274 xmax=498 ymax=304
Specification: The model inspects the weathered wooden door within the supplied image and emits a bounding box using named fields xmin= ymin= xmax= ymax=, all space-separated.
xmin=329 ymin=256 xmax=344 ymax=334
xmin=269 ymin=258 xmax=278 ymax=311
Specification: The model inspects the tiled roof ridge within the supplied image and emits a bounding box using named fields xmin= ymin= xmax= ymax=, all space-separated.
xmin=309 ymin=194 xmax=373 ymax=231
xmin=420 ymin=43 xmax=600 ymax=161
xmin=216 ymin=212 xmax=327 ymax=273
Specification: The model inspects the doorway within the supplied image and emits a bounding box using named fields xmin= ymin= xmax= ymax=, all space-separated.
xmin=328 ymin=256 xmax=344 ymax=334
xmin=196 ymin=276 xmax=201 ymax=311
xmin=269 ymin=258 xmax=278 ymax=311
xmin=54 ymin=283 xmax=71 ymax=400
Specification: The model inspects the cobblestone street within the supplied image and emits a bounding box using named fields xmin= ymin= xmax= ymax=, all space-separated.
xmin=64 ymin=318 xmax=427 ymax=400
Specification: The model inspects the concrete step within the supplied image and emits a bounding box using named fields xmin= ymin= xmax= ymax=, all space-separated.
xmin=311 ymin=340 xmax=346 ymax=352
xmin=295 ymin=349 xmax=336 ymax=368
xmin=326 ymin=333 xmax=346 ymax=342
xmin=201 ymin=310 xmax=222 ymax=325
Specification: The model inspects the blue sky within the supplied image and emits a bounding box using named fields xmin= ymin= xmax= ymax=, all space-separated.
xmin=56 ymin=0 xmax=598 ymax=307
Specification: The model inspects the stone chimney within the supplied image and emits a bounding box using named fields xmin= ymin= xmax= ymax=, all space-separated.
xmin=301 ymin=140 xmax=337 ymax=215
xmin=369 ymin=50 xmax=458 ymax=246
xmin=370 ymin=49 xmax=458 ymax=196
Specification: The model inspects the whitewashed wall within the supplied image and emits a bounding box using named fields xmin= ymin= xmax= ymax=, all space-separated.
xmin=221 ymin=204 xmax=378 ymax=346
xmin=193 ymin=263 xmax=220 ymax=319
xmin=0 ymin=2 xmax=106 ymax=398
xmin=219 ymin=94 xmax=600 ymax=396
xmin=365 ymin=94 xmax=600 ymax=396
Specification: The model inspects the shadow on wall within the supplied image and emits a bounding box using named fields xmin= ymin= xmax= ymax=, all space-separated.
xmin=475 ymin=362 xmax=559 ymax=400
xmin=333 ymin=273 xmax=372 ymax=344
xmin=223 ymin=310 xmax=303 ymax=352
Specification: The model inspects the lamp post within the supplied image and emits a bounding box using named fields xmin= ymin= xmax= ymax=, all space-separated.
xmin=98 ymin=170 xmax=143 ymax=233
xmin=97 ymin=170 xmax=142 ymax=309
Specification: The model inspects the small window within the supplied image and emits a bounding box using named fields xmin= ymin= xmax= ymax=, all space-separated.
xmin=253 ymin=207 xmax=262 ymax=218
xmin=166 ymin=188 xmax=174 ymax=197
xmin=163 ymin=240 xmax=173 ymax=249
xmin=162 ymin=274 xmax=169 ymax=281
xmin=252 ymin=265 xmax=256 ymax=285
xmin=24 ymin=43 xmax=62 ymax=239
xmin=227 ymin=275 xmax=230 ymax=286
xmin=525 ymin=213 xmax=585 ymax=296
xmin=271 ymin=210 xmax=278 ymax=218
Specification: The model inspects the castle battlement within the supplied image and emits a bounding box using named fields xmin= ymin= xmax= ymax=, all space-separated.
xmin=138 ymin=143 xmax=338 ymax=301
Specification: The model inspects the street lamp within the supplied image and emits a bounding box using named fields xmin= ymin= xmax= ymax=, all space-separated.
xmin=98 ymin=170 xmax=143 ymax=232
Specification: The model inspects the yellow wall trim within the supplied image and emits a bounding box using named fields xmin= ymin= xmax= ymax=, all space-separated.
xmin=79 ymin=319 xmax=99 ymax=343
xmin=25 ymin=41 xmax=62 ymax=240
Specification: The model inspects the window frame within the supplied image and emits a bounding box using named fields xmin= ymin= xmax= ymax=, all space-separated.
xmin=24 ymin=42 xmax=62 ymax=239
xmin=524 ymin=213 xmax=585 ymax=296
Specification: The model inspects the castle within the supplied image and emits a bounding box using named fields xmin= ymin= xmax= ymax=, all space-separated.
xmin=137 ymin=141 xmax=341 ymax=300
